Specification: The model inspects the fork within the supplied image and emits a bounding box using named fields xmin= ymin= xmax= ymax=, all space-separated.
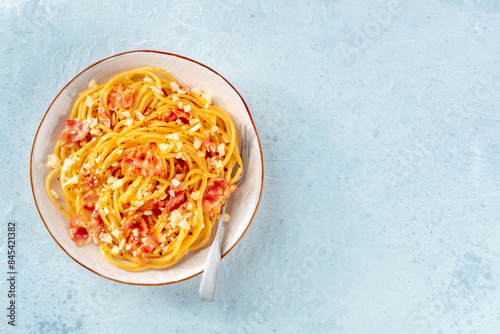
xmin=199 ymin=125 xmax=249 ymax=302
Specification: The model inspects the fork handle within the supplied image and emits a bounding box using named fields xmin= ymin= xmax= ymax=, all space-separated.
xmin=199 ymin=204 xmax=226 ymax=302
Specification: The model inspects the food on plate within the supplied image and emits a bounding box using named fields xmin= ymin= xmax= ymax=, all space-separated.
xmin=45 ymin=67 xmax=242 ymax=271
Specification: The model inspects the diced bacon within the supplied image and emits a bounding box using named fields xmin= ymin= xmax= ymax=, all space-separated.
xmin=108 ymin=83 xmax=135 ymax=110
xmin=60 ymin=120 xmax=88 ymax=146
xmin=161 ymin=106 xmax=191 ymax=124
xmin=68 ymin=210 xmax=104 ymax=247
xmin=82 ymin=191 xmax=99 ymax=211
xmin=203 ymin=138 xmax=217 ymax=156
xmin=80 ymin=164 xmax=97 ymax=187
xmin=202 ymin=177 xmax=237 ymax=215
xmin=121 ymin=143 xmax=165 ymax=177
xmin=166 ymin=182 xmax=186 ymax=212
xmin=124 ymin=214 xmax=159 ymax=255
xmin=97 ymin=102 xmax=111 ymax=128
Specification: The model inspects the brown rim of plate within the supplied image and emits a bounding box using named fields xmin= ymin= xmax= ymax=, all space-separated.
xmin=30 ymin=50 xmax=264 ymax=286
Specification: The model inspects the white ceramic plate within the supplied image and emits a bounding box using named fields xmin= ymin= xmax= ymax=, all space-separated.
xmin=30 ymin=51 xmax=263 ymax=285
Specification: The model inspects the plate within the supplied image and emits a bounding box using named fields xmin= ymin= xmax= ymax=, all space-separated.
xmin=30 ymin=50 xmax=263 ymax=285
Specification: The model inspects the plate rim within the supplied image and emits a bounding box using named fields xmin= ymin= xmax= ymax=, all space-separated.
xmin=30 ymin=50 xmax=264 ymax=286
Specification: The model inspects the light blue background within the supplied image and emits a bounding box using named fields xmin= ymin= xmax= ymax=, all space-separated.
xmin=1 ymin=0 xmax=500 ymax=333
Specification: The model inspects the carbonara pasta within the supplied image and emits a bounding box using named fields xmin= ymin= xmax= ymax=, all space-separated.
xmin=45 ymin=67 xmax=242 ymax=271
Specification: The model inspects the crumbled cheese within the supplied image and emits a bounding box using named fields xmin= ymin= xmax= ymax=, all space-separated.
xmin=159 ymin=235 xmax=167 ymax=243
xmin=88 ymin=79 xmax=98 ymax=89
xmin=168 ymin=190 xmax=175 ymax=197
xmin=186 ymin=202 xmax=193 ymax=211
xmin=107 ymin=176 xmax=118 ymax=184
xmin=192 ymin=217 xmax=198 ymax=226
xmin=176 ymin=152 xmax=184 ymax=160
xmin=62 ymin=156 xmax=78 ymax=172
xmin=177 ymin=102 xmax=183 ymax=109
xmin=132 ymin=251 xmax=137 ymax=256
xmin=119 ymin=239 xmax=126 ymax=249
xmin=141 ymin=237 xmax=147 ymax=243
xmin=111 ymin=246 xmax=120 ymax=255
xmin=101 ymin=233 xmax=112 ymax=244
xmin=135 ymin=110 xmax=145 ymax=120
xmin=122 ymin=110 xmax=131 ymax=118
xmin=193 ymin=139 xmax=202 ymax=149
xmin=170 ymin=209 xmax=183 ymax=227
xmin=166 ymin=133 xmax=179 ymax=140
xmin=211 ymin=125 xmax=218 ymax=132
xmin=189 ymin=118 xmax=199 ymax=125
xmin=132 ymin=229 xmax=139 ymax=237
xmin=172 ymin=95 xmax=180 ymax=101
xmin=176 ymin=142 xmax=182 ymax=150
xmin=143 ymin=77 xmax=153 ymax=82
xmin=144 ymin=210 xmax=153 ymax=215
xmin=62 ymin=175 xmax=79 ymax=187
xmin=191 ymin=87 xmax=202 ymax=96
xmin=162 ymin=246 xmax=169 ymax=252
xmin=103 ymin=207 xmax=109 ymax=215
xmin=204 ymin=103 xmax=209 ymax=109
xmin=178 ymin=219 xmax=190 ymax=230
xmin=159 ymin=143 xmax=169 ymax=151
xmin=111 ymin=161 xmax=120 ymax=168
xmin=125 ymin=118 xmax=133 ymax=126
xmin=191 ymin=191 xmax=202 ymax=201
xmin=131 ymin=200 xmax=144 ymax=207
xmin=110 ymin=179 xmax=124 ymax=190
xmin=125 ymin=244 xmax=131 ymax=251
xmin=183 ymin=104 xmax=191 ymax=112
xmin=215 ymin=160 xmax=223 ymax=169
xmin=50 ymin=189 xmax=59 ymax=199
xmin=85 ymin=95 xmax=94 ymax=108
xmin=150 ymin=86 xmax=163 ymax=94
xmin=111 ymin=229 xmax=120 ymax=238
xmin=223 ymin=213 xmax=230 ymax=223
xmin=201 ymin=92 xmax=212 ymax=104
xmin=170 ymin=81 xmax=180 ymax=92
xmin=189 ymin=123 xmax=201 ymax=133
xmin=46 ymin=154 xmax=61 ymax=168
xmin=217 ymin=143 xmax=225 ymax=156
xmin=171 ymin=178 xmax=180 ymax=187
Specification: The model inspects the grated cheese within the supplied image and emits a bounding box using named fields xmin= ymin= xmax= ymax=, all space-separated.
xmin=178 ymin=219 xmax=190 ymax=230
xmin=143 ymin=77 xmax=153 ymax=82
xmin=186 ymin=202 xmax=193 ymax=211
xmin=110 ymin=179 xmax=124 ymax=190
xmin=189 ymin=118 xmax=199 ymax=125
xmin=144 ymin=211 xmax=153 ymax=216
xmin=191 ymin=191 xmax=202 ymax=201
xmin=189 ymin=123 xmax=201 ymax=133
xmin=183 ymin=104 xmax=191 ymax=112
xmin=166 ymin=133 xmax=179 ymax=140
xmin=149 ymin=86 xmax=163 ymax=95
xmin=211 ymin=125 xmax=218 ymax=132
xmin=223 ymin=213 xmax=230 ymax=223
xmin=170 ymin=81 xmax=180 ymax=92
xmin=88 ymin=79 xmax=98 ymax=89
xmin=201 ymin=92 xmax=212 ymax=104
xmin=46 ymin=154 xmax=61 ymax=168
xmin=193 ymin=139 xmax=202 ymax=149
xmin=217 ymin=143 xmax=225 ymax=156
xmin=101 ymin=233 xmax=112 ymax=244
xmin=159 ymin=143 xmax=169 ymax=152
xmin=85 ymin=95 xmax=94 ymax=108
xmin=62 ymin=175 xmax=78 ymax=187
xmin=119 ymin=239 xmax=126 ymax=250
xmin=191 ymin=87 xmax=202 ymax=96
xmin=111 ymin=246 xmax=120 ymax=255
xmin=111 ymin=229 xmax=119 ymax=238
xmin=172 ymin=95 xmax=180 ymax=101
xmin=50 ymin=189 xmax=59 ymax=200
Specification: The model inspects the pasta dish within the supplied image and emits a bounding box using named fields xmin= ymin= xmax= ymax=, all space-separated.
xmin=45 ymin=67 xmax=242 ymax=271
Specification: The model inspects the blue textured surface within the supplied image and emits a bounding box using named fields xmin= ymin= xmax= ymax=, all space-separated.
xmin=1 ymin=0 xmax=500 ymax=333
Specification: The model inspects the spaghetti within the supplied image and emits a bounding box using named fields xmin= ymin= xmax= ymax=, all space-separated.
xmin=45 ymin=67 xmax=242 ymax=271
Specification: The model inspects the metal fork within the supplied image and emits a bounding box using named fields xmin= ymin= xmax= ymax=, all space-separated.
xmin=199 ymin=125 xmax=249 ymax=302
